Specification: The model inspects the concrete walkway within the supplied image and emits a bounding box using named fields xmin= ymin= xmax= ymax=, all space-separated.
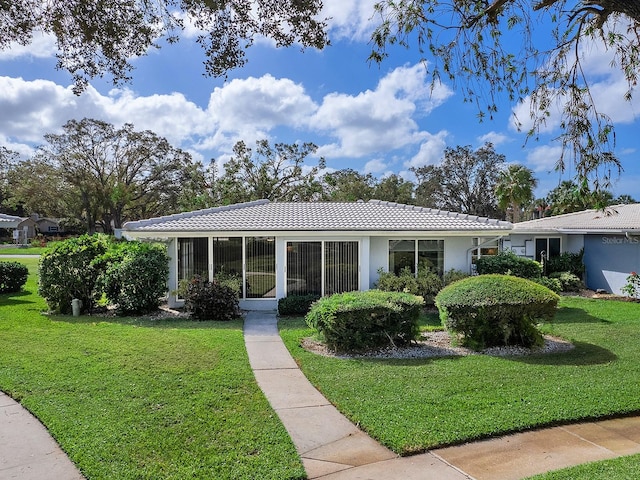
xmin=244 ymin=311 xmax=640 ymax=480
xmin=0 ymin=392 xmax=84 ymax=479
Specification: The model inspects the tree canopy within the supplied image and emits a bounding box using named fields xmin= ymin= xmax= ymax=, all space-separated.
xmin=370 ymin=0 xmax=640 ymax=186
xmin=0 ymin=0 xmax=329 ymax=93
xmin=7 ymin=118 xmax=198 ymax=233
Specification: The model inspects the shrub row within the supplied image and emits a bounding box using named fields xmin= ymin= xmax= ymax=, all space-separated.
xmin=39 ymin=234 xmax=169 ymax=315
xmin=436 ymin=274 xmax=560 ymax=350
xmin=278 ymin=294 xmax=320 ymax=315
xmin=305 ymin=290 xmax=423 ymax=352
xmin=0 ymin=261 xmax=28 ymax=293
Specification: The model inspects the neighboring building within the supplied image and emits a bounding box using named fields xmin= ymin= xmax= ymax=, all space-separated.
xmin=122 ymin=200 xmax=512 ymax=310
xmin=0 ymin=213 xmax=23 ymax=230
xmin=17 ymin=214 xmax=63 ymax=238
xmin=508 ymin=204 xmax=640 ymax=295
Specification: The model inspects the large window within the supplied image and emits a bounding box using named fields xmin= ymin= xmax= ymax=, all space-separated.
xmin=535 ymin=237 xmax=561 ymax=262
xmin=178 ymin=238 xmax=208 ymax=283
xmin=471 ymin=237 xmax=499 ymax=264
xmin=287 ymin=242 xmax=322 ymax=296
xmin=213 ymin=237 xmax=242 ymax=276
xmin=389 ymin=239 xmax=444 ymax=276
xmin=246 ymin=237 xmax=276 ymax=298
xmin=287 ymin=241 xmax=359 ymax=296
xmin=325 ymin=241 xmax=359 ymax=295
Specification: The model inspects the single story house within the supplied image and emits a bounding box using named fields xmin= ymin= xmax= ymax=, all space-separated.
xmin=0 ymin=213 xmax=23 ymax=230
xmin=121 ymin=200 xmax=512 ymax=310
xmin=507 ymin=203 xmax=640 ymax=295
xmin=18 ymin=214 xmax=64 ymax=238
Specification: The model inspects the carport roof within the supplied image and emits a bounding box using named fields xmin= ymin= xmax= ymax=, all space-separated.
xmin=122 ymin=199 xmax=512 ymax=233
xmin=513 ymin=204 xmax=640 ymax=233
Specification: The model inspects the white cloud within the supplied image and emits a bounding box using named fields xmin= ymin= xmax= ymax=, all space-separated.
xmin=363 ymin=158 xmax=388 ymax=174
xmin=477 ymin=131 xmax=510 ymax=147
xmin=312 ymin=64 xmax=452 ymax=158
xmin=323 ymin=0 xmax=379 ymax=41
xmin=404 ymin=131 xmax=448 ymax=169
xmin=0 ymin=32 xmax=58 ymax=60
xmin=525 ymin=145 xmax=563 ymax=173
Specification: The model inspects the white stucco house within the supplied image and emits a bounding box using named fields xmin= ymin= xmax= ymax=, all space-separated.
xmin=121 ymin=200 xmax=512 ymax=310
xmin=507 ymin=204 xmax=640 ymax=295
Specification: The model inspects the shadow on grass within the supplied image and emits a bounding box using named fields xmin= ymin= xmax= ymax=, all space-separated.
xmin=555 ymin=307 xmax=613 ymax=324
xmin=48 ymin=312 xmax=243 ymax=330
xmin=0 ymin=291 xmax=35 ymax=307
xmin=509 ymin=341 xmax=617 ymax=366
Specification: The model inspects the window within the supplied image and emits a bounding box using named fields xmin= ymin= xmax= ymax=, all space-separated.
xmin=286 ymin=241 xmax=360 ymax=296
xmin=246 ymin=237 xmax=276 ymax=298
xmin=178 ymin=238 xmax=208 ymax=283
xmin=471 ymin=237 xmax=499 ymax=264
xmin=287 ymin=242 xmax=322 ymax=296
xmin=389 ymin=240 xmax=444 ymax=276
xmin=535 ymin=238 xmax=561 ymax=262
xmin=213 ymin=237 xmax=242 ymax=276
xmin=325 ymin=241 xmax=359 ymax=295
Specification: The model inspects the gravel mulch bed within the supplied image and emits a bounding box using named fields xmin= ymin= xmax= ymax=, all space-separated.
xmin=301 ymin=331 xmax=574 ymax=360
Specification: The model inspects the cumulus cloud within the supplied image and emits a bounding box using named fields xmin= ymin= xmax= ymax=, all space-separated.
xmin=0 ymin=33 xmax=58 ymax=60
xmin=363 ymin=158 xmax=388 ymax=174
xmin=477 ymin=131 xmax=510 ymax=147
xmin=312 ymin=64 xmax=452 ymax=158
xmin=404 ymin=131 xmax=448 ymax=169
xmin=323 ymin=0 xmax=379 ymax=41
xmin=525 ymin=145 xmax=563 ymax=173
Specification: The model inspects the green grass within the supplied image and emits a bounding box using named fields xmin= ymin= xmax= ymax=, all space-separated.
xmin=526 ymin=453 xmax=640 ymax=479
xmin=280 ymin=297 xmax=640 ymax=455
xmin=0 ymin=245 xmax=48 ymax=255
xmin=0 ymin=258 xmax=304 ymax=480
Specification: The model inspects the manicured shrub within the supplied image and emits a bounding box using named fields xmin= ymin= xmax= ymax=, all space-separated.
xmin=184 ymin=275 xmax=241 ymax=321
xmin=305 ymin=290 xmax=424 ymax=351
xmin=376 ymin=266 xmax=443 ymax=304
xmin=278 ymin=294 xmax=320 ymax=315
xmin=39 ymin=234 xmax=112 ymax=314
xmin=549 ymin=271 xmax=584 ymax=292
xmin=443 ymin=269 xmax=470 ymax=285
xmin=532 ymin=276 xmax=562 ymax=293
xmin=436 ymin=274 xmax=559 ymax=350
xmin=546 ymin=249 xmax=584 ymax=278
xmin=475 ymin=251 xmax=542 ymax=279
xmin=96 ymin=241 xmax=169 ymax=315
xmin=0 ymin=261 xmax=28 ymax=293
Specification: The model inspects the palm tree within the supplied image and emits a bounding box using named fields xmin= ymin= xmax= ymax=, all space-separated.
xmin=496 ymin=164 xmax=537 ymax=223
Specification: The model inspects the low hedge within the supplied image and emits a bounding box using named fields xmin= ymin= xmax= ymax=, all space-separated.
xmin=0 ymin=261 xmax=28 ymax=293
xmin=475 ymin=251 xmax=542 ymax=278
xmin=278 ymin=294 xmax=320 ymax=315
xmin=305 ymin=290 xmax=424 ymax=352
xmin=183 ymin=274 xmax=241 ymax=321
xmin=436 ymin=274 xmax=559 ymax=350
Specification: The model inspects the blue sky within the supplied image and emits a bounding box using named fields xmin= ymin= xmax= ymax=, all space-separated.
xmin=1 ymin=1 xmax=639 ymax=202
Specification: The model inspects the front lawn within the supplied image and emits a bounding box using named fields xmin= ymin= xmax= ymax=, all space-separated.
xmin=0 ymin=258 xmax=304 ymax=480
xmin=280 ymin=297 xmax=640 ymax=454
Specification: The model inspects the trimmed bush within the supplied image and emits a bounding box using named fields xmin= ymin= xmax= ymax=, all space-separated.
xmin=546 ymin=249 xmax=584 ymax=278
xmin=532 ymin=276 xmax=562 ymax=293
xmin=0 ymin=261 xmax=28 ymax=293
xmin=305 ymin=290 xmax=424 ymax=351
xmin=39 ymin=234 xmax=112 ymax=314
xmin=97 ymin=241 xmax=169 ymax=315
xmin=184 ymin=275 xmax=241 ymax=321
xmin=475 ymin=251 xmax=542 ymax=279
xmin=549 ymin=271 xmax=584 ymax=292
xmin=376 ymin=266 xmax=443 ymax=304
xmin=443 ymin=269 xmax=470 ymax=286
xmin=436 ymin=274 xmax=559 ymax=350
xmin=278 ymin=294 xmax=320 ymax=316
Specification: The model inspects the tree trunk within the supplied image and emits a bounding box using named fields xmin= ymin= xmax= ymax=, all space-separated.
xmin=588 ymin=0 xmax=640 ymax=23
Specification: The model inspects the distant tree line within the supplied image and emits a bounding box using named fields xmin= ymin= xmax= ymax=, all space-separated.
xmin=0 ymin=118 xmax=635 ymax=234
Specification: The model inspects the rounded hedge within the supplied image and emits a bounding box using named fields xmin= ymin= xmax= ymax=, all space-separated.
xmin=0 ymin=261 xmax=29 ymax=293
xmin=435 ymin=274 xmax=559 ymax=350
xmin=475 ymin=251 xmax=542 ymax=278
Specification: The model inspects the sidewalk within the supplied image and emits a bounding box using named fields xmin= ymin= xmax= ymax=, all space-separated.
xmin=244 ymin=311 xmax=640 ymax=480
xmin=0 ymin=392 xmax=84 ymax=479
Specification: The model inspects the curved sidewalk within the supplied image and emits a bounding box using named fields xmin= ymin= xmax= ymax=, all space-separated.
xmin=244 ymin=311 xmax=640 ymax=480
xmin=0 ymin=392 xmax=84 ymax=479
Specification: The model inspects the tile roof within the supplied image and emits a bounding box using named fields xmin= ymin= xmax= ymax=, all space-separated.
xmin=122 ymin=200 xmax=512 ymax=233
xmin=0 ymin=213 xmax=24 ymax=227
xmin=513 ymin=204 xmax=640 ymax=232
